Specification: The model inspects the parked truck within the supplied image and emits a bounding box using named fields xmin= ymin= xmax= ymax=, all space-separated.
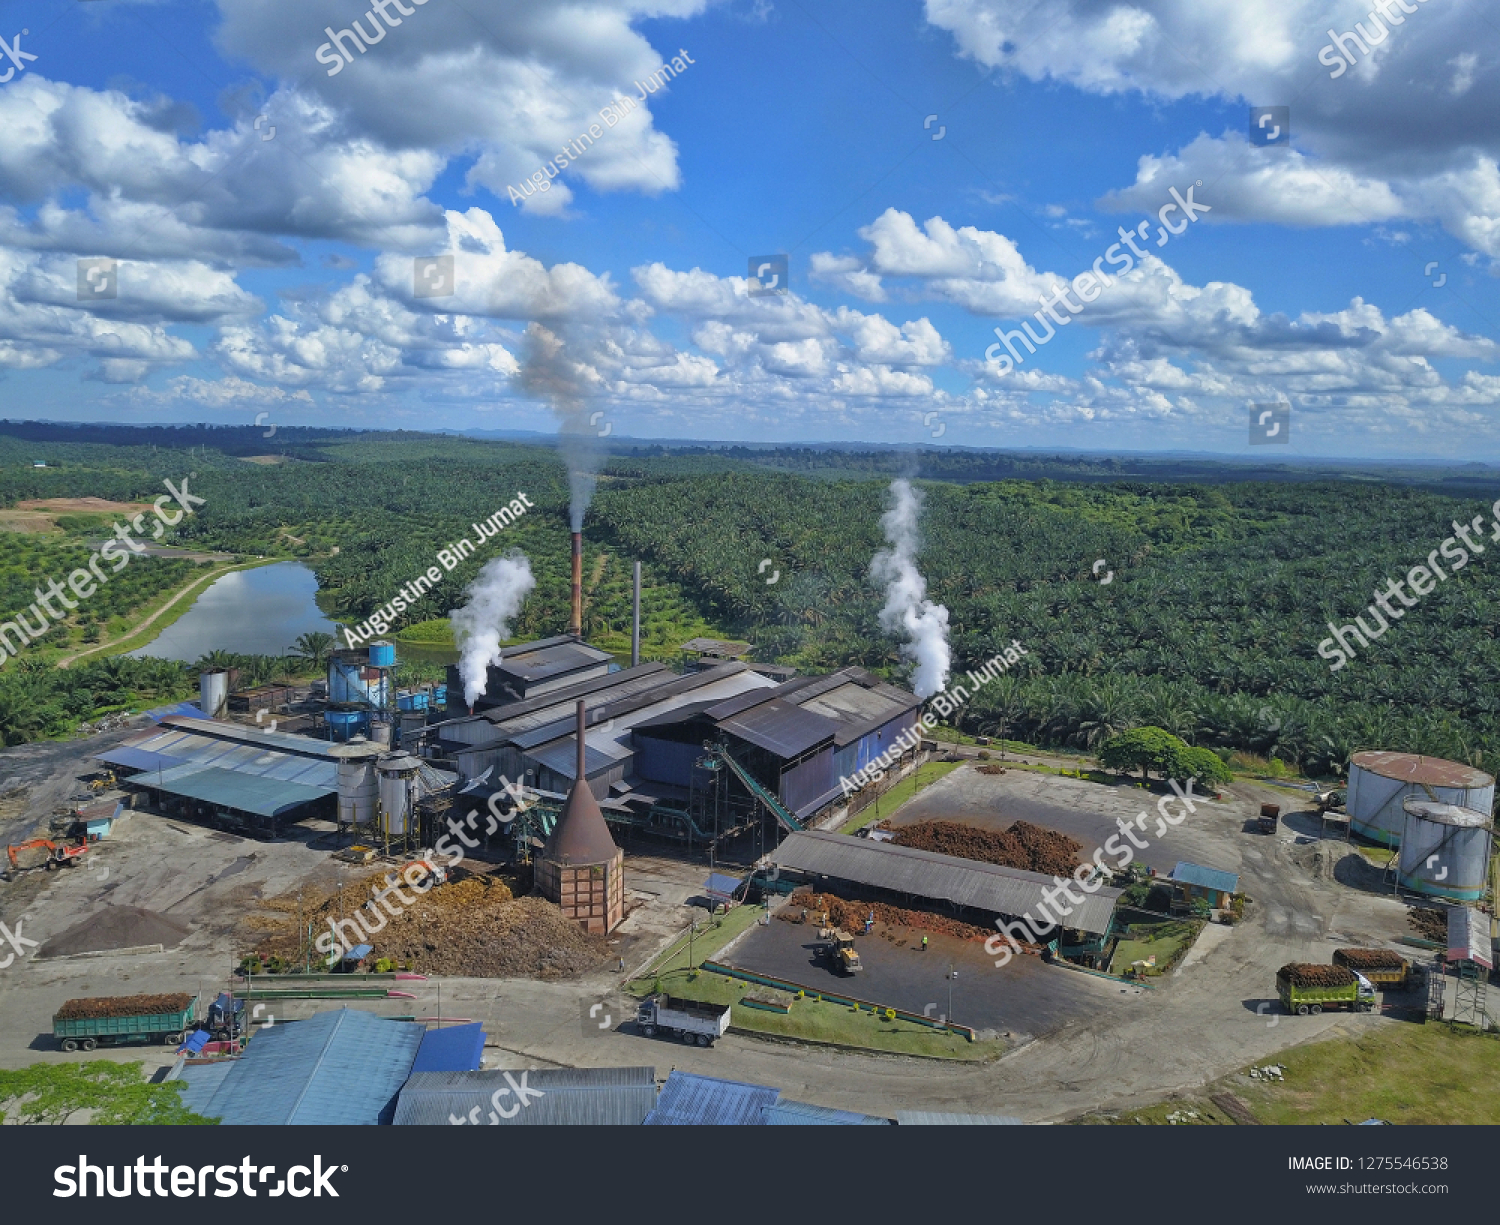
xmin=1332 ymin=948 xmax=1425 ymax=990
xmin=53 ymin=992 xmax=201 ymax=1052
xmin=1257 ymin=803 xmax=1280 ymax=834
xmin=635 ymin=994 xmax=731 ymax=1047
xmin=1276 ymin=964 xmax=1376 ymax=1015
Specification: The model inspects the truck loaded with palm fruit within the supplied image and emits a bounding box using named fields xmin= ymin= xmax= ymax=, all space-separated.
xmin=1276 ymin=964 xmax=1376 ymax=1015
xmin=51 ymin=992 xmax=242 ymax=1051
xmin=1332 ymin=947 xmax=1425 ymax=989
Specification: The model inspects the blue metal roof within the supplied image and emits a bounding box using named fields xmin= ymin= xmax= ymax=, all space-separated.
xmin=1170 ymin=861 xmax=1240 ymax=894
xmin=704 ymin=872 xmax=742 ymax=900
xmin=410 ymin=1023 xmax=486 ymax=1074
xmin=145 ymin=765 xmax=333 ymax=817
xmin=765 ymin=1099 xmax=888 ymax=1125
xmin=147 ymin=701 xmax=210 ymax=721
xmin=182 ymin=1008 xmax=423 ymax=1125
xmin=173 ymin=1059 xmax=236 ymax=1116
xmin=642 ymin=1072 xmax=780 ymax=1126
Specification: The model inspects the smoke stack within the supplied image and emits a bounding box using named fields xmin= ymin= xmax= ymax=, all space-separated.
xmin=569 ymin=532 xmax=583 ymax=637
xmin=631 ymin=560 xmax=641 ymax=667
xmin=575 ymin=699 xmax=586 ymax=782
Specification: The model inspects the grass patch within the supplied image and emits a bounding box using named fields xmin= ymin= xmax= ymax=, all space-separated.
xmin=639 ymin=904 xmax=766 ymax=977
xmin=838 ymin=760 xmax=960 ymax=833
xmin=1108 ymin=920 xmax=1202 ymax=976
xmin=627 ymin=967 xmax=988 ymax=1061
xmin=1239 ymin=1023 xmax=1500 ymax=1125
xmin=1358 ymin=845 xmax=1397 ymax=867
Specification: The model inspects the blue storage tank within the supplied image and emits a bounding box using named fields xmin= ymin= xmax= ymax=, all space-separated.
xmin=433 ymin=685 xmax=447 ymax=705
xmin=397 ymin=691 xmax=429 ymax=712
xmin=326 ymin=710 xmax=368 ymax=740
xmin=369 ymin=641 xmax=396 ymax=668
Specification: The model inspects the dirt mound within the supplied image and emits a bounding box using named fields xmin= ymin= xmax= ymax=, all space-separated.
xmin=890 ymin=819 xmax=1082 ymax=876
xmin=39 ymin=906 xmax=193 ymax=957
xmin=55 ymin=993 xmax=194 ymax=1021
xmin=1278 ymin=963 xmax=1355 ymax=988
xmin=246 ymin=871 xmax=610 ymax=980
xmin=1408 ymin=907 xmax=1447 ymax=942
xmin=975 ymin=764 xmax=1005 ymax=775
xmin=778 ymin=888 xmax=994 ymax=942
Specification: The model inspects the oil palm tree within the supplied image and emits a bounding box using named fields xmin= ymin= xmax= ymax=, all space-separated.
xmin=291 ymin=632 xmax=335 ymax=671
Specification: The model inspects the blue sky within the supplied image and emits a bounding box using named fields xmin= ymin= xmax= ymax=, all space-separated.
xmin=2 ymin=0 xmax=1499 ymax=456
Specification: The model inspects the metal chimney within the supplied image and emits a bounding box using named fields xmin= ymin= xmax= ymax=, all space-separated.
xmin=569 ymin=532 xmax=583 ymax=637
xmin=575 ymin=699 xmax=587 ymax=783
xmin=631 ymin=560 xmax=641 ymax=667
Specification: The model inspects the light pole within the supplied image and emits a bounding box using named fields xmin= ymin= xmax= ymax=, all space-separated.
xmin=688 ymin=920 xmax=697 ymax=972
xmin=947 ymin=963 xmax=956 ymax=1025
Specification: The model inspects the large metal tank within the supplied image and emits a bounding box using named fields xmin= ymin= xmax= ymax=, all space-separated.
xmin=1346 ymin=752 xmax=1494 ymax=847
xmin=329 ymin=651 xmax=390 ymax=708
xmin=369 ymin=641 xmax=396 ymax=668
xmin=1397 ymin=799 xmax=1494 ymax=901
xmin=377 ymin=753 xmax=422 ymax=836
xmin=336 ymin=757 xmax=378 ymax=829
xmin=199 ymin=670 xmax=228 ymax=719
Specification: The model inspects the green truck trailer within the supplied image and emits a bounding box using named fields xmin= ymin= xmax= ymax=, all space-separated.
xmin=1276 ymin=964 xmax=1376 ymax=1015
xmin=52 ymin=992 xmax=200 ymax=1052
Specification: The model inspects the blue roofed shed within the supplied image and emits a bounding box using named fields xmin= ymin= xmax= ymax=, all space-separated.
xmin=168 ymin=1008 xmax=423 ymax=1125
xmin=764 ymin=1099 xmax=888 ymax=1125
xmin=410 ymin=1023 xmax=486 ymax=1074
xmin=1169 ymin=861 xmax=1240 ymax=908
xmin=643 ymin=1071 xmax=779 ymax=1125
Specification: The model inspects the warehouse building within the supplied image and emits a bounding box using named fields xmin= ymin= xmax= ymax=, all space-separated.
xmin=767 ymin=830 xmax=1122 ymax=945
xmin=394 ymin=1067 xmax=658 ymax=1126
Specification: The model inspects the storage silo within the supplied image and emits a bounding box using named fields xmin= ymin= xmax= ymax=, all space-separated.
xmin=376 ymin=752 xmax=422 ymax=836
xmin=329 ymin=738 xmax=382 ymax=829
xmin=199 ymin=669 xmax=229 ymax=719
xmin=1346 ymin=752 xmax=1494 ymax=847
xmin=1397 ymin=799 xmax=1494 ymax=902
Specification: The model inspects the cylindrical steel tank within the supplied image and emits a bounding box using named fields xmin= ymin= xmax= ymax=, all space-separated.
xmin=1397 ymin=799 xmax=1494 ymax=901
xmin=398 ymin=711 xmax=427 ymax=747
xmin=336 ymin=757 xmax=378 ymax=828
xmin=369 ymin=721 xmax=393 ymax=747
xmin=1346 ymin=752 xmax=1494 ymax=846
xmin=369 ymin=641 xmax=396 ymax=668
xmin=199 ymin=670 xmax=228 ymax=719
xmin=377 ymin=753 xmax=422 ymax=836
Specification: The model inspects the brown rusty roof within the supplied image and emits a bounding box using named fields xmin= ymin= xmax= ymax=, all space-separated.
xmin=1401 ymin=799 xmax=1493 ymax=829
xmin=1350 ymin=751 xmax=1493 ymax=789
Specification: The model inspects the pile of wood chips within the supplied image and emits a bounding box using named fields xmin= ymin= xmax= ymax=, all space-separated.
xmin=244 ymin=870 xmax=611 ymax=980
xmin=1407 ymin=907 xmax=1448 ymax=942
xmin=779 ymin=888 xmax=993 ymax=942
xmin=889 ymin=819 xmax=1083 ymax=876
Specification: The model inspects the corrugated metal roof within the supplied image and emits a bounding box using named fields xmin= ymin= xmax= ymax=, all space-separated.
xmin=1351 ymin=751 xmax=1494 ymax=789
xmin=765 ymin=1099 xmax=888 ymax=1125
xmin=147 ymin=765 xmax=332 ymax=816
xmin=102 ymin=726 xmax=338 ymax=788
xmin=705 ymin=872 xmax=742 ymax=899
xmin=768 ymin=831 xmax=1122 ymax=935
xmin=1448 ymin=906 xmax=1493 ymax=969
xmin=524 ymin=738 xmax=624 ymax=782
xmin=895 ymin=1111 xmax=1024 ymax=1125
xmin=186 ymin=1009 xmax=423 ymax=1125
xmin=498 ymin=639 xmax=614 ymax=682
xmin=410 ymin=1023 xmax=486 ymax=1073
xmin=99 ymin=745 xmax=190 ymax=773
xmin=393 ymin=1067 xmax=658 ymax=1126
xmin=173 ymin=1059 xmax=236 ymax=1116
xmin=1170 ymin=862 xmax=1240 ymax=894
xmin=147 ymin=701 xmax=210 ymax=721
xmin=156 ymin=715 xmax=350 ymax=760
xmin=643 ymin=1072 xmax=780 ymax=1126
xmin=717 ymin=698 xmax=838 ymax=759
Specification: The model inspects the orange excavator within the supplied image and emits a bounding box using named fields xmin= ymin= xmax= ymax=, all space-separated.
xmin=6 ymin=837 xmax=89 ymax=876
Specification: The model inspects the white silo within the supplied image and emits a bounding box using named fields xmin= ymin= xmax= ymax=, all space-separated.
xmin=1346 ymin=752 xmax=1494 ymax=847
xmin=1397 ymin=799 xmax=1494 ymax=902
xmin=329 ymin=738 xmax=381 ymax=829
xmin=199 ymin=669 xmax=229 ymax=719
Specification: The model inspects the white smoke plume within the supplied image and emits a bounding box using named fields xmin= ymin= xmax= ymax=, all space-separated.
xmin=870 ymin=479 xmax=951 ymax=699
xmin=450 ymin=551 xmax=537 ymax=707
xmin=519 ymin=322 xmax=604 ymax=531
